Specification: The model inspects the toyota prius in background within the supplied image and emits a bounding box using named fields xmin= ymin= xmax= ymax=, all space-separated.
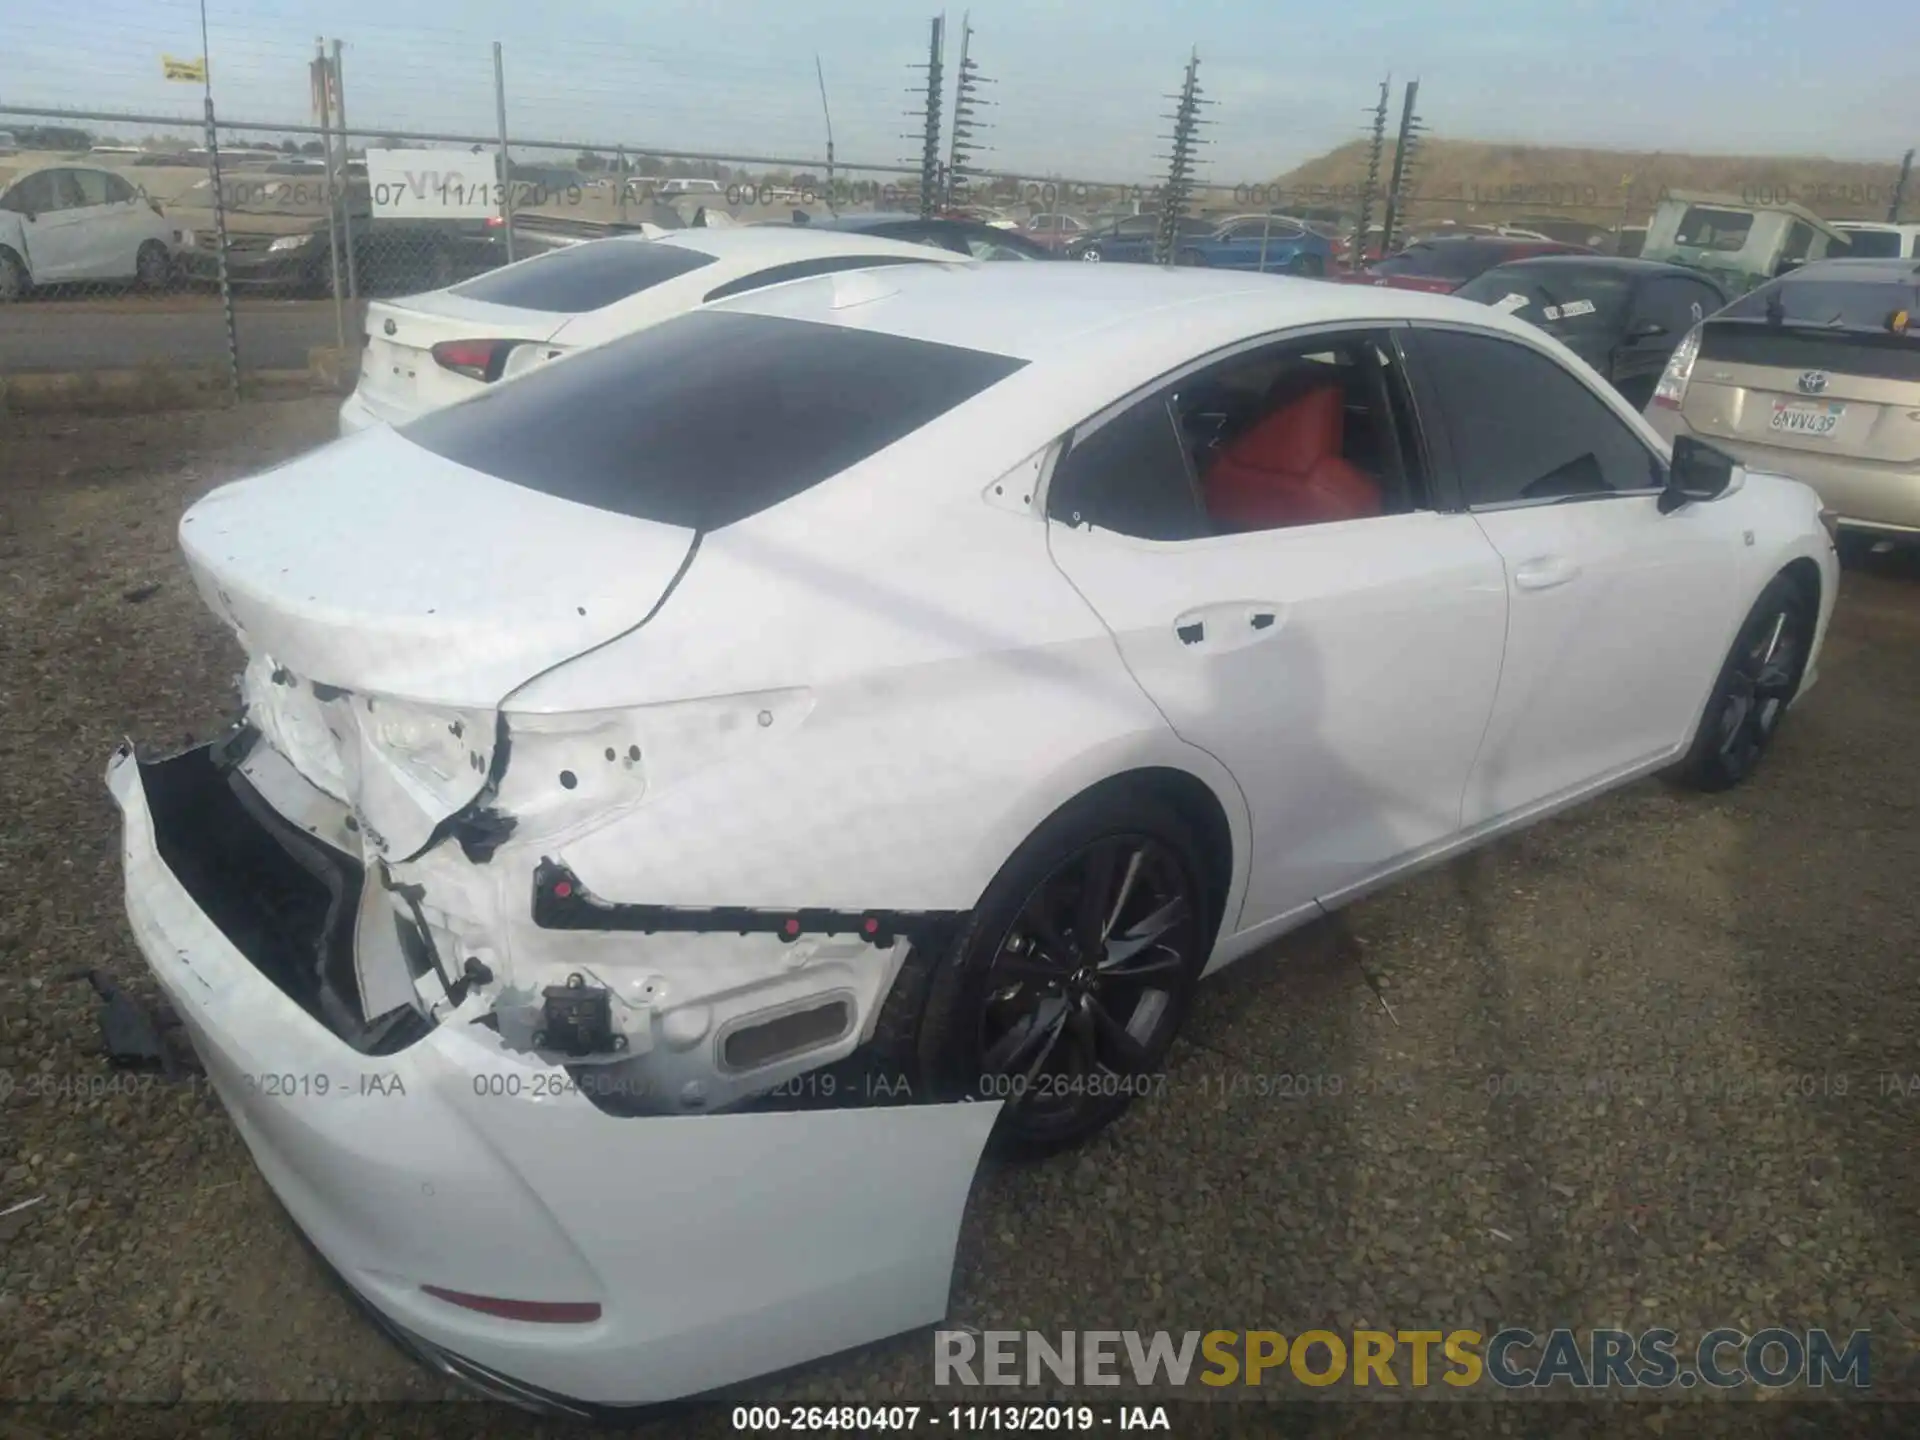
xmin=1643 ymin=257 xmax=1920 ymax=560
xmin=339 ymin=227 xmax=970 ymax=433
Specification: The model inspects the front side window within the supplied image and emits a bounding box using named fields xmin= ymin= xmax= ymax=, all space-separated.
xmin=68 ymin=169 xmax=114 ymax=206
xmin=1674 ymin=207 xmax=1753 ymax=252
xmin=1412 ymin=329 xmax=1659 ymax=507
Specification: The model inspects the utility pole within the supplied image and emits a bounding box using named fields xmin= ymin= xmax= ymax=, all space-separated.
xmin=1154 ymin=49 xmax=1211 ymax=267
xmin=1890 ymin=148 xmax=1914 ymax=223
xmin=1352 ymin=76 xmax=1390 ymax=269
xmin=1379 ymin=78 xmax=1424 ymax=258
xmin=945 ymin=15 xmax=992 ymax=212
xmin=312 ymin=38 xmax=345 ymax=347
xmin=198 ymin=0 xmax=239 ymax=401
xmin=815 ymin=55 xmax=837 ymax=212
xmin=493 ymin=42 xmax=515 ymax=261
xmin=905 ymin=15 xmax=945 ymax=218
xmin=330 ymin=38 xmax=358 ymax=300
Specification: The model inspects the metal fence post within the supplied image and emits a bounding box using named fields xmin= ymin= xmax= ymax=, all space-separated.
xmin=331 ymin=38 xmax=359 ymax=301
xmin=312 ymin=40 xmax=345 ymax=350
xmin=494 ymin=42 xmax=516 ymax=262
xmin=202 ymin=96 xmax=241 ymax=403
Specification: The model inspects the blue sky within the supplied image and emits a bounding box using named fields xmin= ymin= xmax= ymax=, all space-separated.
xmin=3 ymin=0 xmax=1914 ymax=182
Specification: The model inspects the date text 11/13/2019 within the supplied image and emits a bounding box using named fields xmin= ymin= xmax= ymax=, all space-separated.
xmin=730 ymin=1404 xmax=1171 ymax=1431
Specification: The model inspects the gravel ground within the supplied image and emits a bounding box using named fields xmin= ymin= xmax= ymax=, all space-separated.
xmin=1 ymin=399 xmax=1916 ymax=1436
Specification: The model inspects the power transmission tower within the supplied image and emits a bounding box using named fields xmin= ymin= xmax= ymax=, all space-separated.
xmin=1379 ymin=78 xmax=1425 ymax=257
xmin=945 ymin=14 xmax=993 ymax=211
xmin=1351 ymin=77 xmax=1390 ymax=267
xmin=1154 ymin=49 xmax=1212 ymax=266
xmin=903 ymin=15 xmax=945 ymax=218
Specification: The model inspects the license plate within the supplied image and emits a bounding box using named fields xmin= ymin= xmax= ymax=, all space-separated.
xmin=1770 ymin=400 xmax=1844 ymax=436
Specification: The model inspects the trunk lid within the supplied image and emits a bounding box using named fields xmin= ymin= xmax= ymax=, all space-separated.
xmin=1682 ymin=321 xmax=1920 ymax=465
xmin=357 ymin=292 xmax=569 ymax=422
xmin=180 ymin=424 xmax=696 ymax=859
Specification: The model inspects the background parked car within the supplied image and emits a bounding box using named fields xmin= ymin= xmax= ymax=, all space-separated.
xmin=1021 ymin=212 xmax=1089 ymax=251
xmin=1336 ymin=235 xmax=1595 ymax=294
xmin=791 ymin=211 xmax=1056 ymax=260
xmin=1454 ymin=256 xmax=1729 ymax=409
xmin=1064 ymin=213 xmax=1228 ymax=263
xmin=340 ymin=226 xmax=968 ymax=432
xmin=1643 ymin=256 xmax=1920 ymax=562
xmin=1638 ymin=191 xmax=1849 ymax=296
xmin=1832 ymin=221 xmax=1920 ymax=260
xmin=1171 ymin=215 xmax=1337 ymax=274
xmin=0 ymin=163 xmax=180 ymax=300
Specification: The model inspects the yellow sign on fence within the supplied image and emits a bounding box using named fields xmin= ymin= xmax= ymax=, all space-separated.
xmin=162 ymin=55 xmax=207 ymax=83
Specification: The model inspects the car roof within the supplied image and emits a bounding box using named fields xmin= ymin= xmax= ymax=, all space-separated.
xmin=1832 ymin=220 xmax=1920 ymax=235
xmin=649 ymin=226 xmax=965 ymax=265
xmin=1780 ymin=257 xmax=1920 ymax=285
xmin=1475 ymin=255 xmax=1724 ymax=282
xmin=805 ymin=212 xmax=947 ymax=230
xmin=711 ymin=259 xmax=1551 ymax=367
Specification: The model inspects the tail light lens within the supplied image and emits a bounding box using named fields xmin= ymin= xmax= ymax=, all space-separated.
xmin=1653 ymin=323 xmax=1702 ymax=410
xmin=484 ymin=215 xmax=505 ymax=230
xmin=430 ymin=338 xmax=523 ymax=383
xmin=420 ymin=1285 xmax=601 ymax=1324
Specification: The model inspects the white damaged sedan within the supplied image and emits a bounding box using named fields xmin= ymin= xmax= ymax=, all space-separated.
xmin=110 ymin=262 xmax=1837 ymax=1411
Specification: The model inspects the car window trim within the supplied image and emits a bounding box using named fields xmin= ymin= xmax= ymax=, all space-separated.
xmin=1401 ymin=320 xmax=1669 ymax=514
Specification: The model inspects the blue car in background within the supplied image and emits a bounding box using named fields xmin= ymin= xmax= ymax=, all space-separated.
xmin=1066 ymin=213 xmax=1335 ymax=274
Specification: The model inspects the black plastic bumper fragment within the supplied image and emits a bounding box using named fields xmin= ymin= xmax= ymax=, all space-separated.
xmin=530 ymin=858 xmax=963 ymax=950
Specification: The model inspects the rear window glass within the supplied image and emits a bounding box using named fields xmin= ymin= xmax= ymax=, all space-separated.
xmin=1837 ymin=230 xmax=1904 ymax=259
xmin=447 ymin=239 xmax=714 ymax=313
xmin=1373 ymin=242 xmax=1497 ymax=279
xmin=400 ymin=310 xmax=1028 ymax=531
xmin=1720 ymin=275 xmax=1920 ymax=331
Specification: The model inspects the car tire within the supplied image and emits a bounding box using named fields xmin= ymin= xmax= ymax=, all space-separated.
xmin=1177 ymin=247 xmax=1206 ymax=268
xmin=427 ymin=243 xmax=457 ymax=290
xmin=1287 ymin=253 xmax=1325 ymax=277
xmin=1672 ymin=572 xmax=1814 ymax=793
xmin=875 ymin=786 xmax=1215 ymax=1161
xmin=135 ymin=241 xmax=173 ymax=291
xmin=0 ymin=247 xmax=26 ymax=303
xmin=1079 ymin=247 xmax=1102 ymax=263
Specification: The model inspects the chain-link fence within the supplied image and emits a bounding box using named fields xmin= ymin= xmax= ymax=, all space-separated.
xmin=2 ymin=40 xmax=1913 ymax=401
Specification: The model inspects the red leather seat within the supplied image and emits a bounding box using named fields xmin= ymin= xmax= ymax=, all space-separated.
xmin=1202 ymin=382 xmax=1383 ymax=530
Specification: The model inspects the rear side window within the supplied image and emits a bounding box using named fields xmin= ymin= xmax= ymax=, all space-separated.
xmin=448 ymin=239 xmax=715 ymax=313
xmin=1720 ymin=275 xmax=1920 ymax=330
xmin=401 ymin=310 xmax=1027 ymax=530
xmin=1838 ymin=229 xmax=1903 ymax=259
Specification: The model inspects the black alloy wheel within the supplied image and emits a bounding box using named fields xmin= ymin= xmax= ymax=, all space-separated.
xmin=1675 ymin=573 xmax=1813 ymax=791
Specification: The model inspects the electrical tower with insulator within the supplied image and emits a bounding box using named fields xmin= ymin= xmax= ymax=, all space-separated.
xmin=1154 ymin=49 xmax=1213 ymax=266
xmin=903 ymin=15 xmax=946 ymax=219
xmin=945 ymin=14 xmax=994 ymax=212
xmin=1352 ymin=77 xmax=1390 ymax=267
xmin=1379 ymin=79 xmax=1425 ymax=257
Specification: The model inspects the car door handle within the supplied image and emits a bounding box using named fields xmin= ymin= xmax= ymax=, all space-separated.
xmin=1514 ymin=557 xmax=1581 ymax=591
xmin=1176 ymin=621 xmax=1205 ymax=645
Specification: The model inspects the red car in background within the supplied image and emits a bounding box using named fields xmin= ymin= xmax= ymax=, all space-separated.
xmin=1337 ymin=235 xmax=1595 ymax=293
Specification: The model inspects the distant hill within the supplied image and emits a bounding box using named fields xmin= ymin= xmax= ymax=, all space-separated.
xmin=1259 ymin=138 xmax=1911 ymax=227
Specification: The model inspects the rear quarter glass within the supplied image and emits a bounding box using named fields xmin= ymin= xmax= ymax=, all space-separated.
xmin=399 ymin=309 xmax=1027 ymax=532
xmin=447 ymin=240 xmax=717 ymax=313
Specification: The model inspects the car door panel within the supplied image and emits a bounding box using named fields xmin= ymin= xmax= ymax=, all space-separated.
xmin=1404 ymin=323 xmax=1751 ymax=825
xmin=1043 ymin=326 xmax=1509 ymax=934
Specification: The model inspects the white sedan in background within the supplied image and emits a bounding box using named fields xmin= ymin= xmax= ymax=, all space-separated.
xmin=339 ymin=227 xmax=969 ymax=433
xmin=113 ymin=263 xmax=1834 ymax=1412
xmin=0 ymin=163 xmax=180 ymax=299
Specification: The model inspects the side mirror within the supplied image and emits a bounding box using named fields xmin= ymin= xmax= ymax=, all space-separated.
xmin=1659 ymin=434 xmax=1736 ymax=513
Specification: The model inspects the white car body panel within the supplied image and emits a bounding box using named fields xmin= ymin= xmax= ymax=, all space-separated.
xmin=0 ymin=164 xmax=175 ymax=284
xmin=115 ymin=263 xmax=1838 ymax=1409
xmin=340 ymin=228 xmax=970 ymax=433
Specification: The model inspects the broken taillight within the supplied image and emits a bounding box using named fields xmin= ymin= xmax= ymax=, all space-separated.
xmin=420 ymin=1285 xmax=602 ymax=1324
xmin=430 ymin=338 xmax=521 ymax=383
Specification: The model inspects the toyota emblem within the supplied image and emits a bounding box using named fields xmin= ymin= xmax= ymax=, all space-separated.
xmin=383 ymin=318 xmax=397 ymax=336
xmin=1796 ymin=371 xmax=1829 ymax=394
